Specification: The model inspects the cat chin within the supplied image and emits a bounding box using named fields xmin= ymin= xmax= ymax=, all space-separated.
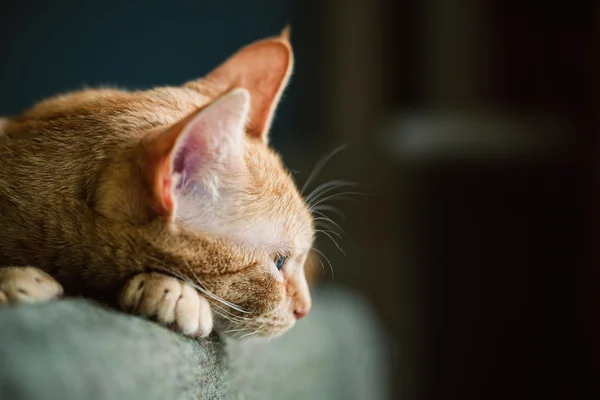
xmin=260 ymin=324 xmax=295 ymax=340
xmin=215 ymin=320 xmax=295 ymax=340
xmin=223 ymin=328 xmax=293 ymax=341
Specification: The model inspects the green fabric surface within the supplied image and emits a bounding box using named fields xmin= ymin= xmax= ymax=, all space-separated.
xmin=0 ymin=287 xmax=390 ymax=400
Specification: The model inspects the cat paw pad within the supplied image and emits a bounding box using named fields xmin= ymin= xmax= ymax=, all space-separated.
xmin=0 ymin=267 xmax=64 ymax=305
xmin=119 ymin=272 xmax=213 ymax=337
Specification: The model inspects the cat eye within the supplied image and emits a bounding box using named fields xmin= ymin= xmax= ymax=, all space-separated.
xmin=274 ymin=254 xmax=286 ymax=270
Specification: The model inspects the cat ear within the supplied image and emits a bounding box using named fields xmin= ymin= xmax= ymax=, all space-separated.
xmin=140 ymin=88 xmax=250 ymax=219
xmin=187 ymin=27 xmax=293 ymax=142
xmin=0 ymin=118 xmax=8 ymax=133
xmin=0 ymin=118 xmax=9 ymax=146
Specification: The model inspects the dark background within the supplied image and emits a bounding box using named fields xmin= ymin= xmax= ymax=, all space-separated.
xmin=1 ymin=1 xmax=598 ymax=399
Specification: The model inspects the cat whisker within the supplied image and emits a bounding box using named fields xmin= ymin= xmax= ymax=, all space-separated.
xmin=153 ymin=263 xmax=249 ymax=314
xmin=247 ymin=330 xmax=264 ymax=343
xmin=307 ymin=257 xmax=316 ymax=273
xmin=312 ymin=210 xmax=346 ymax=234
xmin=313 ymin=217 xmax=346 ymax=237
xmin=239 ymin=324 xmax=265 ymax=342
xmin=311 ymin=204 xmax=346 ymax=220
xmin=309 ymin=191 xmax=368 ymax=211
xmin=192 ymin=282 xmax=250 ymax=315
xmin=212 ymin=303 xmax=254 ymax=322
xmin=314 ymin=220 xmax=335 ymax=232
xmin=213 ymin=314 xmax=252 ymax=333
xmin=179 ymin=260 xmax=250 ymax=314
xmin=300 ymin=144 xmax=348 ymax=195
xmin=238 ymin=330 xmax=258 ymax=341
xmin=312 ymin=247 xmax=334 ymax=281
xmin=222 ymin=329 xmax=248 ymax=335
xmin=296 ymin=246 xmax=326 ymax=276
xmin=317 ymin=257 xmax=327 ymax=277
xmin=221 ymin=326 xmax=251 ymax=335
xmin=212 ymin=308 xmax=247 ymax=324
xmin=212 ymin=304 xmax=253 ymax=320
xmin=305 ymin=178 xmax=351 ymax=203
xmin=296 ymin=241 xmax=334 ymax=279
xmin=164 ymin=269 xmax=246 ymax=319
xmin=305 ymin=179 xmax=357 ymax=206
xmin=316 ymin=229 xmax=346 ymax=255
xmin=314 ymin=224 xmax=343 ymax=240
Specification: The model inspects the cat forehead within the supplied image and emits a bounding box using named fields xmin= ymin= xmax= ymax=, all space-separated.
xmin=243 ymin=149 xmax=314 ymax=248
xmin=20 ymin=87 xmax=214 ymax=130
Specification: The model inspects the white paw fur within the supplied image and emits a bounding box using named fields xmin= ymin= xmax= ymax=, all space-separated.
xmin=0 ymin=266 xmax=64 ymax=305
xmin=119 ymin=272 xmax=213 ymax=338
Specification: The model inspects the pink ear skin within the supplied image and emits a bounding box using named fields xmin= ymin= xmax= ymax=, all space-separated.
xmin=141 ymin=116 xmax=194 ymax=219
xmin=140 ymin=89 xmax=251 ymax=220
xmin=189 ymin=26 xmax=294 ymax=142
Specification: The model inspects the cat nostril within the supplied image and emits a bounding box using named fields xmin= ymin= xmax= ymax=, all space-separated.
xmin=293 ymin=310 xmax=307 ymax=320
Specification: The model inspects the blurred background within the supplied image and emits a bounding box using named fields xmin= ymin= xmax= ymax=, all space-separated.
xmin=1 ymin=1 xmax=598 ymax=399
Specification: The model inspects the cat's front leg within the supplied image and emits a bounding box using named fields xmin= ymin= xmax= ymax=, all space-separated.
xmin=119 ymin=272 xmax=213 ymax=338
xmin=0 ymin=266 xmax=64 ymax=305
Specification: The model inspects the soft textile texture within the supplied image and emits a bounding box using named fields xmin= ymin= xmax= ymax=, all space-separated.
xmin=0 ymin=287 xmax=390 ymax=400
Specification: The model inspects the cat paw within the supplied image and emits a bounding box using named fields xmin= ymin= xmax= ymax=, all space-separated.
xmin=119 ymin=272 xmax=213 ymax=337
xmin=0 ymin=266 xmax=64 ymax=305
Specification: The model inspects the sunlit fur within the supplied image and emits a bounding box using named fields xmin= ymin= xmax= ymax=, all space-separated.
xmin=0 ymin=30 xmax=313 ymax=338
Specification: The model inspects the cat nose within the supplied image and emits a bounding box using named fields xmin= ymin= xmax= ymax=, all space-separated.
xmin=294 ymin=310 xmax=307 ymax=320
xmin=293 ymin=303 xmax=311 ymax=320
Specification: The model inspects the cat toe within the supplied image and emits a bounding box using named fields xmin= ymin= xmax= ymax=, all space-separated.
xmin=137 ymin=274 xmax=182 ymax=322
xmin=120 ymin=272 xmax=213 ymax=337
xmin=194 ymin=295 xmax=213 ymax=338
xmin=0 ymin=267 xmax=63 ymax=305
xmin=174 ymin=283 xmax=201 ymax=336
xmin=119 ymin=273 xmax=146 ymax=312
xmin=174 ymin=283 xmax=213 ymax=338
xmin=153 ymin=286 xmax=180 ymax=325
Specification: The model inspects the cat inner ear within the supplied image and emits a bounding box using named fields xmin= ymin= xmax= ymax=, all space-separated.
xmin=187 ymin=27 xmax=293 ymax=142
xmin=140 ymin=88 xmax=250 ymax=219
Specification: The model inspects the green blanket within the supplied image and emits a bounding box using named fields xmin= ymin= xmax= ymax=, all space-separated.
xmin=0 ymin=287 xmax=390 ymax=399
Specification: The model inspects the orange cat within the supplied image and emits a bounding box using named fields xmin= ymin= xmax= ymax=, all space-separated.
xmin=0 ymin=28 xmax=313 ymax=339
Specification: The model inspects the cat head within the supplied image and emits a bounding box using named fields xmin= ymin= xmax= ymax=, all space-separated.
xmin=94 ymin=28 xmax=314 ymax=338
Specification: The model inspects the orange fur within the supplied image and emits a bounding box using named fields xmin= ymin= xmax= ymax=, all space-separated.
xmin=0 ymin=30 xmax=313 ymax=338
